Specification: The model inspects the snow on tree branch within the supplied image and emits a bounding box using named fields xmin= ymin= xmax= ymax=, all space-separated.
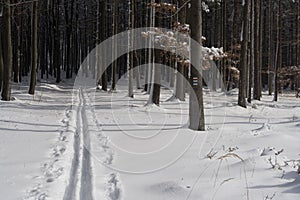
xmin=141 ymin=27 xmax=226 ymax=69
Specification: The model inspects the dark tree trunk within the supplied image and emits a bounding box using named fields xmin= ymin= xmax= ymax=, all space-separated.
xmin=238 ymin=0 xmax=250 ymax=108
xmin=268 ymin=0 xmax=274 ymax=95
xmin=54 ymin=0 xmax=61 ymax=83
xmin=253 ymin=0 xmax=261 ymax=100
xmin=112 ymin=0 xmax=119 ymax=91
xmin=151 ymin=0 xmax=162 ymax=105
xmin=1 ymin=0 xmax=12 ymax=101
xmin=64 ymin=0 xmax=74 ymax=79
xmin=129 ymin=0 xmax=135 ymax=98
xmin=274 ymin=0 xmax=282 ymax=102
xmin=29 ymin=1 xmax=39 ymax=95
xmin=248 ymin=0 xmax=254 ymax=104
xmin=98 ymin=0 xmax=107 ymax=91
xmin=189 ymin=0 xmax=205 ymax=131
xmin=0 ymin=32 xmax=3 ymax=91
xmin=175 ymin=0 xmax=186 ymax=101
xmin=13 ymin=22 xmax=19 ymax=83
xmin=222 ymin=0 xmax=227 ymax=91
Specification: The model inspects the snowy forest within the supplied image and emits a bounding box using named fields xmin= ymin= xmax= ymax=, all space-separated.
xmin=0 ymin=0 xmax=300 ymax=200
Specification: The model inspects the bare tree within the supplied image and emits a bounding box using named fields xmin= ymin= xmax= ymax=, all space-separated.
xmin=189 ymin=0 xmax=205 ymax=131
xmin=268 ymin=0 xmax=274 ymax=96
xmin=151 ymin=0 xmax=162 ymax=105
xmin=29 ymin=0 xmax=39 ymax=95
xmin=175 ymin=0 xmax=186 ymax=101
xmin=274 ymin=0 xmax=282 ymax=102
xmin=112 ymin=0 xmax=119 ymax=91
xmin=97 ymin=0 xmax=107 ymax=91
xmin=1 ymin=0 xmax=12 ymax=101
xmin=0 ymin=30 xmax=3 ymax=92
xmin=253 ymin=0 xmax=261 ymax=101
xmin=238 ymin=0 xmax=250 ymax=108
xmin=128 ymin=0 xmax=135 ymax=98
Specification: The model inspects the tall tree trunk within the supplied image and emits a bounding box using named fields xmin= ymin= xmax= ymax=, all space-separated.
xmin=1 ymin=0 xmax=12 ymax=101
xmin=238 ymin=0 xmax=250 ymax=108
xmin=189 ymin=0 xmax=205 ymax=131
xmin=175 ymin=0 xmax=186 ymax=101
xmin=98 ymin=0 xmax=107 ymax=91
xmin=54 ymin=0 xmax=61 ymax=83
xmin=112 ymin=0 xmax=119 ymax=91
xmin=259 ymin=0 xmax=263 ymax=98
xmin=151 ymin=0 xmax=162 ymax=105
xmin=13 ymin=22 xmax=19 ymax=83
xmin=298 ymin=1 xmax=300 ymax=66
xmin=0 ymin=32 xmax=3 ymax=92
xmin=253 ymin=0 xmax=261 ymax=100
xmin=128 ymin=0 xmax=135 ymax=98
xmin=134 ymin=53 xmax=141 ymax=89
xmin=222 ymin=0 xmax=227 ymax=91
xmin=29 ymin=1 xmax=39 ymax=95
xmin=65 ymin=3 xmax=70 ymax=79
xmin=19 ymin=8 xmax=23 ymax=82
xmin=40 ymin=23 xmax=46 ymax=80
xmin=268 ymin=0 xmax=274 ymax=95
xmin=274 ymin=0 xmax=282 ymax=102
xmin=212 ymin=3 xmax=218 ymax=92
xmin=248 ymin=0 xmax=254 ymax=103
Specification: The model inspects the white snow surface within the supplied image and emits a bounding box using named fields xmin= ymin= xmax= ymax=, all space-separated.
xmin=0 ymin=80 xmax=300 ymax=200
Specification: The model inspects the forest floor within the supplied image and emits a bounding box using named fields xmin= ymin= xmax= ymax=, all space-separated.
xmin=0 ymin=78 xmax=300 ymax=200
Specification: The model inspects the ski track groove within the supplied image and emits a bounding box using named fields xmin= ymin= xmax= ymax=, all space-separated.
xmin=63 ymin=89 xmax=93 ymax=200
xmin=80 ymin=90 xmax=93 ymax=200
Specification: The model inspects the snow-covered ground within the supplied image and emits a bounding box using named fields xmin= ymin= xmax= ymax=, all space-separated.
xmin=0 ymin=79 xmax=299 ymax=200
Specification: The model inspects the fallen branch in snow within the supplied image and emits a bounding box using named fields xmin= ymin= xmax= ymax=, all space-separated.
xmin=206 ymin=148 xmax=218 ymax=160
xmin=218 ymin=153 xmax=244 ymax=162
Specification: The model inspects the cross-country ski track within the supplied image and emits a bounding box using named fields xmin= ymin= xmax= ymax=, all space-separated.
xmin=63 ymin=88 xmax=121 ymax=200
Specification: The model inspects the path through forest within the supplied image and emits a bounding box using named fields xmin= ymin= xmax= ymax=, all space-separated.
xmin=63 ymin=88 xmax=121 ymax=200
xmin=63 ymin=89 xmax=93 ymax=200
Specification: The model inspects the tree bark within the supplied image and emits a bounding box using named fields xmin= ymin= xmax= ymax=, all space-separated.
xmin=129 ymin=0 xmax=135 ymax=98
xmin=97 ymin=0 xmax=108 ymax=91
xmin=222 ymin=0 xmax=227 ymax=91
xmin=238 ymin=0 xmax=250 ymax=108
xmin=189 ymin=0 xmax=205 ymax=131
xmin=151 ymin=0 xmax=162 ymax=106
xmin=274 ymin=0 xmax=282 ymax=102
xmin=13 ymin=22 xmax=19 ymax=83
xmin=248 ymin=0 xmax=254 ymax=103
xmin=0 ymin=31 xmax=3 ymax=92
xmin=112 ymin=0 xmax=119 ymax=91
xmin=64 ymin=0 xmax=74 ymax=79
xmin=29 ymin=0 xmax=39 ymax=95
xmin=53 ymin=0 xmax=61 ymax=83
xmin=1 ymin=0 xmax=12 ymax=101
xmin=268 ymin=0 xmax=274 ymax=95
xmin=253 ymin=0 xmax=261 ymax=100
xmin=175 ymin=0 xmax=186 ymax=101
